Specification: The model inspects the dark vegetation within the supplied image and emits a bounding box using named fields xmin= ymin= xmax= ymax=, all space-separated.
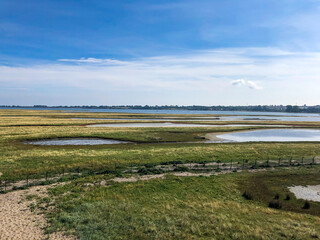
xmin=268 ymin=200 xmax=282 ymax=209
xmin=43 ymin=170 xmax=320 ymax=240
xmin=303 ymin=201 xmax=311 ymax=209
xmin=2 ymin=104 xmax=320 ymax=113
xmin=237 ymin=169 xmax=320 ymax=216
xmin=242 ymin=191 xmax=253 ymax=200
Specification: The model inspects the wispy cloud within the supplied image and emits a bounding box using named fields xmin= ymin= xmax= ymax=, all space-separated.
xmin=58 ymin=57 xmax=127 ymax=65
xmin=1 ymin=47 xmax=320 ymax=105
xmin=231 ymin=79 xmax=263 ymax=90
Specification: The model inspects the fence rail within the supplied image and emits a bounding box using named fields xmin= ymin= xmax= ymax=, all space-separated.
xmin=0 ymin=156 xmax=319 ymax=192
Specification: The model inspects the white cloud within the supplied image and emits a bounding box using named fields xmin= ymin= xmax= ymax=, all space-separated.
xmin=231 ymin=79 xmax=246 ymax=86
xmin=231 ymin=79 xmax=263 ymax=90
xmin=247 ymin=81 xmax=263 ymax=90
xmin=58 ymin=57 xmax=127 ymax=65
xmin=1 ymin=47 xmax=320 ymax=105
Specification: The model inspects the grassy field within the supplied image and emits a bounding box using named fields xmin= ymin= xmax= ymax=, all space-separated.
xmin=0 ymin=110 xmax=320 ymax=181
xmin=1 ymin=109 xmax=320 ymax=127
xmin=41 ymin=167 xmax=320 ymax=240
xmin=1 ymin=123 xmax=320 ymax=180
xmin=2 ymin=109 xmax=320 ymax=239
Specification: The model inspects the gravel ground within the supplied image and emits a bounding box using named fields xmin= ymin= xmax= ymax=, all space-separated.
xmin=0 ymin=185 xmax=76 ymax=240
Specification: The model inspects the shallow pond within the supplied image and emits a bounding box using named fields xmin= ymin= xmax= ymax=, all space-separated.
xmin=288 ymin=185 xmax=320 ymax=202
xmin=73 ymin=118 xmax=221 ymax=121
xmin=26 ymin=138 xmax=129 ymax=145
xmin=231 ymin=116 xmax=320 ymax=122
xmin=73 ymin=116 xmax=320 ymax=122
xmin=214 ymin=129 xmax=320 ymax=142
xmin=87 ymin=123 xmax=283 ymax=128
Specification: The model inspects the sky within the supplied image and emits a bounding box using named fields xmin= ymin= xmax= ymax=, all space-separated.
xmin=1 ymin=0 xmax=320 ymax=106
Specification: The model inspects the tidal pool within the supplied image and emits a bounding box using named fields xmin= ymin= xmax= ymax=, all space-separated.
xmin=288 ymin=185 xmax=320 ymax=202
xmin=72 ymin=116 xmax=320 ymax=122
xmin=72 ymin=118 xmax=221 ymax=121
xmin=214 ymin=129 xmax=320 ymax=142
xmin=26 ymin=138 xmax=129 ymax=145
xmin=87 ymin=123 xmax=283 ymax=128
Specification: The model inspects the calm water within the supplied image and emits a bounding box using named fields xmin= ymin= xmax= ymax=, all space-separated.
xmin=216 ymin=129 xmax=320 ymax=142
xmin=87 ymin=123 xmax=283 ymax=128
xmin=73 ymin=116 xmax=320 ymax=122
xmin=231 ymin=116 xmax=320 ymax=122
xmin=26 ymin=138 xmax=129 ymax=145
xmin=2 ymin=107 xmax=320 ymax=117
xmin=72 ymin=118 xmax=221 ymax=121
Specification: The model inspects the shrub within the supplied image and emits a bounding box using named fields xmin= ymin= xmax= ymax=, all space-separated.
xmin=303 ymin=201 xmax=311 ymax=209
xmin=194 ymin=136 xmax=205 ymax=140
xmin=144 ymin=163 xmax=155 ymax=168
xmin=173 ymin=166 xmax=189 ymax=172
xmin=274 ymin=193 xmax=280 ymax=200
xmin=161 ymin=160 xmax=183 ymax=165
xmin=137 ymin=167 xmax=164 ymax=175
xmin=268 ymin=200 xmax=282 ymax=209
xmin=284 ymin=194 xmax=290 ymax=201
xmin=242 ymin=191 xmax=253 ymax=200
xmin=137 ymin=167 xmax=148 ymax=175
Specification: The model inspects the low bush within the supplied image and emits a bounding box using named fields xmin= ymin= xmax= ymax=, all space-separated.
xmin=268 ymin=200 xmax=282 ymax=209
xmin=242 ymin=191 xmax=253 ymax=200
xmin=173 ymin=166 xmax=189 ymax=172
xmin=303 ymin=201 xmax=311 ymax=209
xmin=144 ymin=163 xmax=156 ymax=168
xmin=284 ymin=194 xmax=290 ymax=200
xmin=137 ymin=167 xmax=164 ymax=175
xmin=161 ymin=160 xmax=184 ymax=165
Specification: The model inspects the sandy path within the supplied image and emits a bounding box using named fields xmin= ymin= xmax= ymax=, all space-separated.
xmin=111 ymin=168 xmax=270 ymax=183
xmin=0 ymin=185 xmax=75 ymax=240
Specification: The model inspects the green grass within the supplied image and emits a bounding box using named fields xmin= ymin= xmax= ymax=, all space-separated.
xmin=238 ymin=167 xmax=320 ymax=216
xmin=2 ymin=110 xmax=320 ymax=239
xmin=44 ymin=168 xmax=320 ymax=240
xmin=2 ymin=135 xmax=320 ymax=180
xmin=1 ymin=110 xmax=320 ymax=180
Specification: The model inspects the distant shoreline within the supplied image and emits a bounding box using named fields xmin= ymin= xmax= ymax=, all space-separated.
xmin=1 ymin=105 xmax=320 ymax=113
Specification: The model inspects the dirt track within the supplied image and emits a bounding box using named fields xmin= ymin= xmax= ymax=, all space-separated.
xmin=0 ymin=185 xmax=75 ymax=240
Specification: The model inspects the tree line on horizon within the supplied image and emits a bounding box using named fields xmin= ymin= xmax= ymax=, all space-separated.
xmin=1 ymin=105 xmax=320 ymax=113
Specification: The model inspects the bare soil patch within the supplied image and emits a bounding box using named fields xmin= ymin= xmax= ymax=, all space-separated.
xmin=0 ymin=185 xmax=75 ymax=240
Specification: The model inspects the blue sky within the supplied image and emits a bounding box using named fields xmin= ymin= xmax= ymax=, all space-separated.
xmin=1 ymin=0 xmax=320 ymax=105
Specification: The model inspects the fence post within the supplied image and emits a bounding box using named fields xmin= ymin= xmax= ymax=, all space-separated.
xmin=4 ymin=180 xmax=6 ymax=191
xmin=301 ymin=157 xmax=304 ymax=165
xmin=45 ymin=172 xmax=48 ymax=181
xmin=289 ymin=157 xmax=292 ymax=166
